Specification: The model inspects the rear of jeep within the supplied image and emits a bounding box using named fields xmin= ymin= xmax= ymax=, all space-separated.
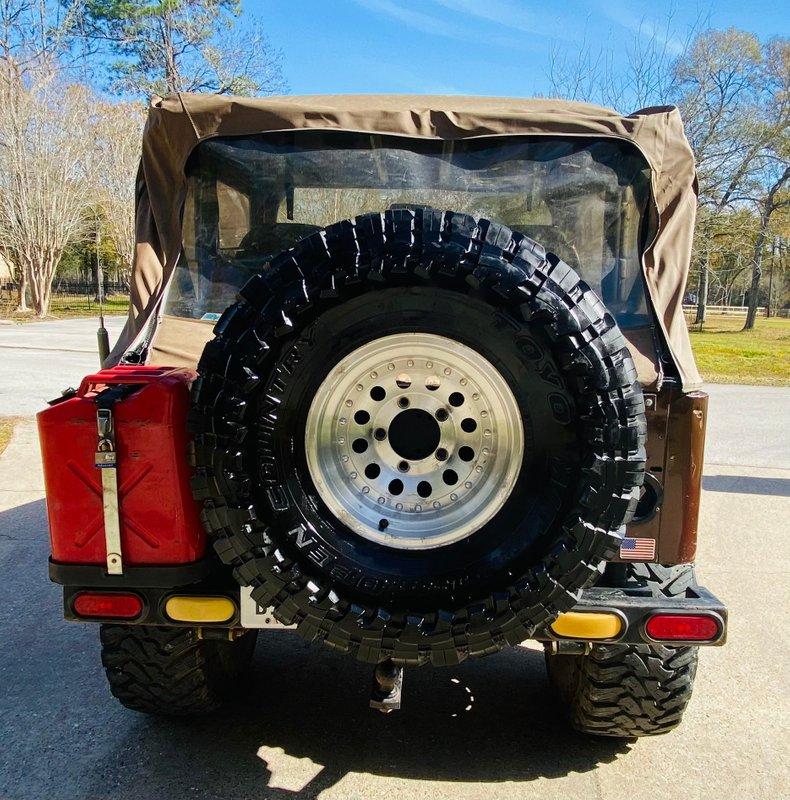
xmin=38 ymin=95 xmax=726 ymax=737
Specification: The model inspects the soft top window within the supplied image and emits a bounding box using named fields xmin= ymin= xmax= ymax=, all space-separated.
xmin=168 ymin=130 xmax=653 ymax=329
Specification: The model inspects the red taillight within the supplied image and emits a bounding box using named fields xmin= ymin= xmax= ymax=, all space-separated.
xmin=645 ymin=613 xmax=720 ymax=642
xmin=73 ymin=591 xmax=143 ymax=620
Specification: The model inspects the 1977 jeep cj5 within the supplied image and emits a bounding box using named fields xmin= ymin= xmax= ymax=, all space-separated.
xmin=39 ymin=95 xmax=726 ymax=737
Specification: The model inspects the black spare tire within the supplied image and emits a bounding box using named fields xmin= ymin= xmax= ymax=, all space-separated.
xmin=189 ymin=209 xmax=646 ymax=666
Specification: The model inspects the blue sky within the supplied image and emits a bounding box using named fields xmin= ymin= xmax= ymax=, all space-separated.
xmin=253 ymin=0 xmax=788 ymax=101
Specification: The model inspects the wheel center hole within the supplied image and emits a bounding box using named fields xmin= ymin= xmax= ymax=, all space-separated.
xmin=387 ymin=408 xmax=441 ymax=461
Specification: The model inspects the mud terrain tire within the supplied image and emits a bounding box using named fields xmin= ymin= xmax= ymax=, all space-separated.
xmin=189 ymin=209 xmax=646 ymax=666
xmin=100 ymin=625 xmax=258 ymax=715
xmin=545 ymin=563 xmax=699 ymax=737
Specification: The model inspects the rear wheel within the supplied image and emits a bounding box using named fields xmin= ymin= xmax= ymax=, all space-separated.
xmin=545 ymin=564 xmax=699 ymax=737
xmin=100 ymin=625 xmax=258 ymax=716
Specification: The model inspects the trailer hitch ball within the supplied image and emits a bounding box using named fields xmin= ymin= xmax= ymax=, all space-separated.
xmin=370 ymin=659 xmax=404 ymax=713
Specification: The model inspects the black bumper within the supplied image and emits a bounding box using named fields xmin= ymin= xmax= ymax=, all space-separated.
xmin=536 ymin=582 xmax=727 ymax=646
xmin=50 ymin=558 xmax=242 ymax=629
xmin=50 ymin=558 xmax=727 ymax=645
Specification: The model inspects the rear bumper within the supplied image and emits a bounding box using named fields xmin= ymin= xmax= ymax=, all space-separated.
xmin=51 ymin=558 xmax=727 ymax=646
xmin=51 ymin=558 xmax=242 ymax=630
xmin=535 ymin=582 xmax=727 ymax=647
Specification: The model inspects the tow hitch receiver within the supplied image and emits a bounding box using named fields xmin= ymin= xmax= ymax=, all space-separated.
xmin=370 ymin=659 xmax=404 ymax=713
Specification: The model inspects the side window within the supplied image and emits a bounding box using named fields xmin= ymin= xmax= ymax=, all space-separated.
xmin=217 ymin=182 xmax=250 ymax=253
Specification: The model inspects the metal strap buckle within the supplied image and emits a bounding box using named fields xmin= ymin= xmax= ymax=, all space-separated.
xmin=95 ymin=408 xmax=123 ymax=575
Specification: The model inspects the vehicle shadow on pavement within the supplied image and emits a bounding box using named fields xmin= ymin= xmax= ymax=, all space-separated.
xmin=84 ymin=637 xmax=631 ymax=798
xmin=702 ymin=474 xmax=790 ymax=496
xmin=0 ymin=498 xmax=630 ymax=800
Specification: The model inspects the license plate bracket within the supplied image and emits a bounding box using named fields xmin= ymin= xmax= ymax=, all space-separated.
xmin=239 ymin=586 xmax=295 ymax=630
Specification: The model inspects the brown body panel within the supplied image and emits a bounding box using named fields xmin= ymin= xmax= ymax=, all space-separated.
xmin=619 ymin=387 xmax=707 ymax=565
xmin=658 ymin=390 xmax=708 ymax=563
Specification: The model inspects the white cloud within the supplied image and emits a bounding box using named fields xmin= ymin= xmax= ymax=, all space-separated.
xmin=352 ymin=0 xmax=480 ymax=41
xmin=349 ymin=0 xmax=553 ymax=49
xmin=429 ymin=0 xmax=555 ymax=36
xmin=588 ymin=0 xmax=689 ymax=55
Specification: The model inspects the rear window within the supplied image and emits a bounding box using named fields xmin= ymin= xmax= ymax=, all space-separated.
xmin=168 ymin=131 xmax=654 ymax=328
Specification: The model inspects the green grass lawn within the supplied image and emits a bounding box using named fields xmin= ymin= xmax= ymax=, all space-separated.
xmin=688 ymin=314 xmax=790 ymax=386
xmin=2 ymin=295 xmax=129 ymax=321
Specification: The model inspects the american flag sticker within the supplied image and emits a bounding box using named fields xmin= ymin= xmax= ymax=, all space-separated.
xmin=619 ymin=537 xmax=656 ymax=561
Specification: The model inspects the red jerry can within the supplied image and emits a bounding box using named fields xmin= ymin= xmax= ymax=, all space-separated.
xmin=37 ymin=366 xmax=206 ymax=566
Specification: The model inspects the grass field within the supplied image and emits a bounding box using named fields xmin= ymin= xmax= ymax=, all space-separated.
xmin=1 ymin=295 xmax=128 ymax=321
xmin=688 ymin=314 xmax=790 ymax=386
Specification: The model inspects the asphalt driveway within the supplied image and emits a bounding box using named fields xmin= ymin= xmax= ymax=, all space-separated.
xmin=0 ymin=318 xmax=787 ymax=800
xmin=0 ymin=317 xmax=126 ymax=415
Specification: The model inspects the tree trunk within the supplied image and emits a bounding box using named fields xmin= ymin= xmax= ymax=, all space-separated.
xmin=766 ymin=239 xmax=776 ymax=318
xmin=163 ymin=13 xmax=180 ymax=94
xmin=30 ymin=255 xmax=55 ymax=317
xmin=743 ymin=226 xmax=768 ymax=330
xmin=41 ymin=277 xmax=52 ymax=317
xmin=93 ymin=226 xmax=103 ymax=304
xmin=745 ymin=167 xmax=790 ymax=329
xmin=694 ymin=262 xmax=708 ymax=324
xmin=29 ymin=273 xmax=42 ymax=316
xmin=16 ymin=267 xmax=29 ymax=312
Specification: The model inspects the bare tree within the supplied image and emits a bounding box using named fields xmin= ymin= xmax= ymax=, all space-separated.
xmin=92 ymin=101 xmax=145 ymax=283
xmin=548 ymin=24 xmax=789 ymax=328
xmin=0 ymin=0 xmax=52 ymax=310
xmin=0 ymin=76 xmax=95 ymax=316
xmin=0 ymin=0 xmax=84 ymax=311
xmin=548 ymin=7 xmax=705 ymax=111
xmin=675 ymin=32 xmax=789 ymax=327
xmin=743 ymin=171 xmax=789 ymax=328
xmin=691 ymin=207 xmax=760 ymax=321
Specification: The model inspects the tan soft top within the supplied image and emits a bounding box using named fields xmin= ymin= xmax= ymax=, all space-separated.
xmin=114 ymin=93 xmax=701 ymax=391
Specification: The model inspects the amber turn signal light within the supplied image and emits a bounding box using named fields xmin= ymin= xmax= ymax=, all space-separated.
xmin=550 ymin=611 xmax=623 ymax=640
xmin=164 ymin=595 xmax=236 ymax=623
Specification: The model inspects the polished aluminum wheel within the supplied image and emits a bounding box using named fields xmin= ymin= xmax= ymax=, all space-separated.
xmin=305 ymin=333 xmax=524 ymax=549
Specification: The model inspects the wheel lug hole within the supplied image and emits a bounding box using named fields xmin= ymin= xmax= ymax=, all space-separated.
xmin=443 ymin=469 xmax=458 ymax=486
xmin=397 ymin=461 xmax=410 ymax=473
xmin=435 ymin=408 xmax=449 ymax=422
xmin=436 ymin=447 xmax=448 ymax=461
xmin=374 ymin=428 xmax=387 ymax=441
xmin=458 ymin=446 xmax=474 ymax=462
xmin=397 ymin=397 xmax=410 ymax=408
xmin=352 ymin=438 xmax=368 ymax=454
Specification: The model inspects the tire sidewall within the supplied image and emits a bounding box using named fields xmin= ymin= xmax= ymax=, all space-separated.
xmin=258 ymin=286 xmax=581 ymax=607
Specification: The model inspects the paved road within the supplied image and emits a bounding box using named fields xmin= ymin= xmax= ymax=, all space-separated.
xmin=705 ymin=383 xmax=790 ymax=470
xmin=0 ymin=320 xmax=788 ymax=800
xmin=0 ymin=317 xmax=126 ymax=416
